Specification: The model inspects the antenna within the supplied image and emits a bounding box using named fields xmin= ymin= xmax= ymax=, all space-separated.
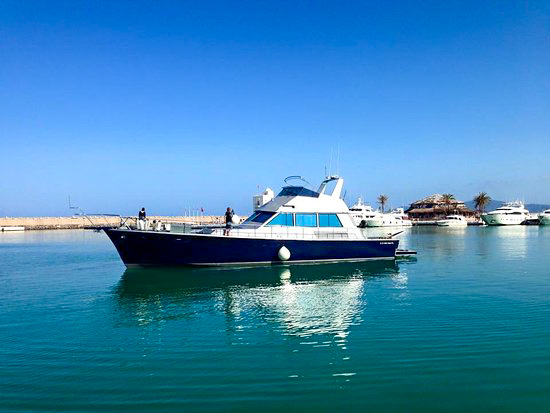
xmin=328 ymin=148 xmax=333 ymax=177
xmin=336 ymin=144 xmax=340 ymax=176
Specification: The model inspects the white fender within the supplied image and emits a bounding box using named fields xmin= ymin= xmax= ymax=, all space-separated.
xmin=278 ymin=245 xmax=291 ymax=261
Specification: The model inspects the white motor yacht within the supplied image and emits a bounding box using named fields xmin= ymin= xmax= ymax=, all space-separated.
xmin=349 ymin=198 xmax=379 ymax=228
xmin=436 ymin=215 xmax=468 ymax=227
xmin=105 ymin=176 xmax=413 ymax=267
xmin=539 ymin=209 xmax=550 ymax=225
xmin=365 ymin=208 xmax=413 ymax=228
xmin=481 ymin=202 xmax=530 ymax=226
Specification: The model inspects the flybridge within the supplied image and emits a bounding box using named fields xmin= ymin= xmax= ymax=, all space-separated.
xmin=277 ymin=175 xmax=344 ymax=199
xmin=257 ymin=175 xmax=349 ymax=215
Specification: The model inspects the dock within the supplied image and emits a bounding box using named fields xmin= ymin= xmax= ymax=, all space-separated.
xmin=412 ymin=220 xmax=483 ymax=226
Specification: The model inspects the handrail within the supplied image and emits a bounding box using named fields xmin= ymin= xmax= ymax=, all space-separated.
xmin=284 ymin=175 xmax=313 ymax=188
xmin=207 ymin=226 xmax=361 ymax=240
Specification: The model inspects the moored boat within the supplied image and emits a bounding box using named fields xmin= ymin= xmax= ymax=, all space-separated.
xmin=481 ymin=202 xmax=530 ymax=226
xmin=539 ymin=209 xmax=550 ymax=225
xmin=105 ymin=176 xmax=407 ymax=267
xmin=365 ymin=208 xmax=413 ymax=227
xmin=348 ymin=198 xmax=379 ymax=228
xmin=436 ymin=215 xmax=468 ymax=227
xmin=0 ymin=226 xmax=25 ymax=232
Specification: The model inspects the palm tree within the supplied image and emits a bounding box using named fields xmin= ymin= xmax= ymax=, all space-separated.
xmin=473 ymin=192 xmax=491 ymax=215
xmin=441 ymin=193 xmax=455 ymax=215
xmin=377 ymin=194 xmax=388 ymax=213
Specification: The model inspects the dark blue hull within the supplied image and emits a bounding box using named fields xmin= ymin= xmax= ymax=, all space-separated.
xmin=104 ymin=228 xmax=399 ymax=267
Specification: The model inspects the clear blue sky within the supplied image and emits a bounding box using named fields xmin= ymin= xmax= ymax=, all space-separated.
xmin=1 ymin=1 xmax=549 ymax=216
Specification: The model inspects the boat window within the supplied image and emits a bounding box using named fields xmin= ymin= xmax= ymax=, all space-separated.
xmin=243 ymin=212 xmax=259 ymax=223
xmin=267 ymin=213 xmax=294 ymax=226
xmin=278 ymin=187 xmax=319 ymax=198
xmin=319 ymin=213 xmax=343 ymax=227
xmin=320 ymin=179 xmax=338 ymax=196
xmin=295 ymin=213 xmax=317 ymax=227
xmin=243 ymin=211 xmax=276 ymax=224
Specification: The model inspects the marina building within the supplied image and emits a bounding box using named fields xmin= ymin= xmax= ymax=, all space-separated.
xmin=406 ymin=194 xmax=477 ymax=221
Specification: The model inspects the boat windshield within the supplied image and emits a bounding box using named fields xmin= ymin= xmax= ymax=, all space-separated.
xmin=243 ymin=211 xmax=276 ymax=224
xmin=277 ymin=186 xmax=319 ymax=198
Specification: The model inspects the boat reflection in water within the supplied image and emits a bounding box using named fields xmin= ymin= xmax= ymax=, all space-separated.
xmin=114 ymin=260 xmax=413 ymax=341
xmin=483 ymin=225 xmax=530 ymax=260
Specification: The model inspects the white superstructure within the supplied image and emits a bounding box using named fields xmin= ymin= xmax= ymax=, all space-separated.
xmin=436 ymin=215 xmax=468 ymax=227
xmin=365 ymin=208 xmax=413 ymax=228
xmin=481 ymin=202 xmax=530 ymax=226
xmin=348 ymin=198 xmax=379 ymax=228
xmin=539 ymin=209 xmax=550 ymax=225
xmin=229 ymin=176 xmax=370 ymax=239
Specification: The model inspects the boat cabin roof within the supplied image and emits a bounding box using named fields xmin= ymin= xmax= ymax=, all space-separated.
xmin=252 ymin=175 xmax=350 ymax=217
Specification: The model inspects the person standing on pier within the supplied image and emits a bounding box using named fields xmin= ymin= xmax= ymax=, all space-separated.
xmin=138 ymin=207 xmax=146 ymax=230
xmin=224 ymin=207 xmax=234 ymax=236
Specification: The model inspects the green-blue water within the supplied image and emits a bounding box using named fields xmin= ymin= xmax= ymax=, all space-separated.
xmin=1 ymin=227 xmax=550 ymax=412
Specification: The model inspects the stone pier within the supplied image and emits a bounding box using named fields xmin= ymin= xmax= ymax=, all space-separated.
xmin=0 ymin=215 xmax=228 ymax=230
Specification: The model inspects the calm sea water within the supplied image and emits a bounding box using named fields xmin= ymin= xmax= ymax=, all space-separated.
xmin=1 ymin=227 xmax=550 ymax=412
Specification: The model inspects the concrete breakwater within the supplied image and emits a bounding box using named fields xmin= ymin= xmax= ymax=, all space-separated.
xmin=0 ymin=216 xmax=227 ymax=230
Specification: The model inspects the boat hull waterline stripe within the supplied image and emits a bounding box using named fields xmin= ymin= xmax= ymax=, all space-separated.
xmin=125 ymin=256 xmax=396 ymax=268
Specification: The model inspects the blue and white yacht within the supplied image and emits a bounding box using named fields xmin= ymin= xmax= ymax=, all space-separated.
xmin=104 ymin=176 xmax=406 ymax=267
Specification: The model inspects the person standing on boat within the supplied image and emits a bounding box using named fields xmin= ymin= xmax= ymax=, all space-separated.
xmin=224 ymin=207 xmax=233 ymax=236
xmin=138 ymin=207 xmax=146 ymax=230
